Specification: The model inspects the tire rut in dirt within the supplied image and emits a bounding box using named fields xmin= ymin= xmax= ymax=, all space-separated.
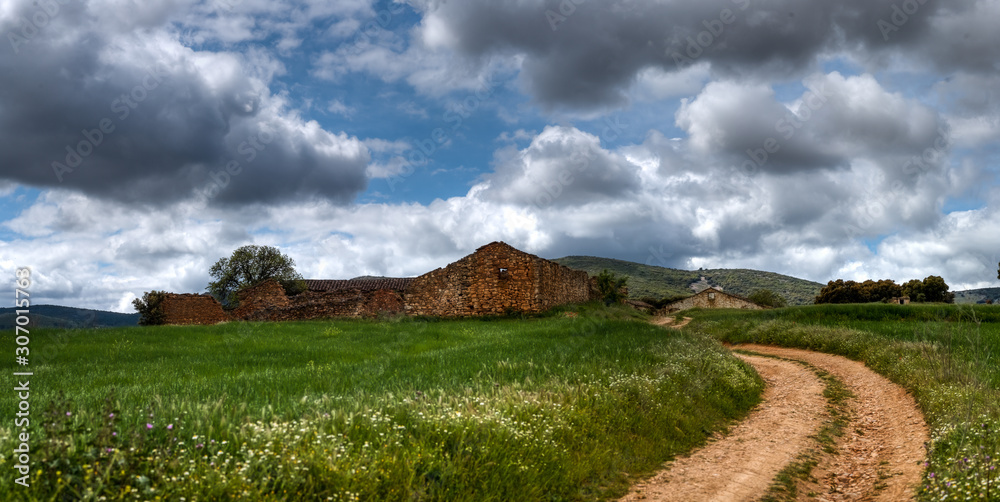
xmin=621 ymin=354 xmax=827 ymax=502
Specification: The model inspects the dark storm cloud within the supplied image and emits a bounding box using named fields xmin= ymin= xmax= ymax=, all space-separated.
xmin=419 ymin=0 xmax=995 ymax=109
xmin=676 ymin=73 xmax=948 ymax=182
xmin=0 ymin=0 xmax=370 ymax=206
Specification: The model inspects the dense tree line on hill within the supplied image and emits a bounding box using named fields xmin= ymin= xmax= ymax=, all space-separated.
xmin=815 ymin=276 xmax=954 ymax=304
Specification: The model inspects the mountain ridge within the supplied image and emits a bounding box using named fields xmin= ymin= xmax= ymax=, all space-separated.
xmin=954 ymin=287 xmax=1000 ymax=304
xmin=553 ymin=255 xmax=826 ymax=306
xmin=0 ymin=305 xmax=139 ymax=330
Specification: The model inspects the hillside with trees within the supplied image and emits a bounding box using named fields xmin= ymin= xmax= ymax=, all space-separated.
xmin=553 ymin=256 xmax=824 ymax=306
xmin=0 ymin=305 xmax=138 ymax=329
xmin=954 ymin=287 xmax=1000 ymax=304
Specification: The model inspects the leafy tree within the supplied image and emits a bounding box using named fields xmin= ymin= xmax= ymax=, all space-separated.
xmin=859 ymin=279 xmax=903 ymax=303
xmin=132 ymin=290 xmax=168 ymax=326
xmin=595 ymin=269 xmax=628 ymax=306
xmin=815 ymin=279 xmax=864 ymax=304
xmin=747 ymin=289 xmax=787 ymax=308
xmin=920 ymin=275 xmax=954 ymax=303
xmin=901 ymin=279 xmax=925 ymax=302
xmin=816 ymin=279 xmax=905 ymax=304
xmin=899 ymin=276 xmax=954 ymax=303
xmin=207 ymin=245 xmax=307 ymax=308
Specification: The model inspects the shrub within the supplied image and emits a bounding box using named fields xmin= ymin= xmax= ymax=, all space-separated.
xmin=132 ymin=290 xmax=168 ymax=325
xmin=747 ymin=289 xmax=788 ymax=308
xmin=595 ymin=270 xmax=628 ymax=306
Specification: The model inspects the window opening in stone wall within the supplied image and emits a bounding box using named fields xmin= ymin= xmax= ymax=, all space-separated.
xmin=708 ymin=292 xmax=716 ymax=300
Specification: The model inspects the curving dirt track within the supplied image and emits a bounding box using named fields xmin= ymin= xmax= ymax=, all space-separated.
xmin=621 ymin=341 xmax=928 ymax=502
xmin=652 ymin=316 xmax=693 ymax=329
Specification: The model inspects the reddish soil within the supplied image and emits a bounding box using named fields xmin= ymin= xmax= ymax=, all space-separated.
xmin=621 ymin=334 xmax=928 ymax=501
xmin=621 ymin=354 xmax=826 ymax=501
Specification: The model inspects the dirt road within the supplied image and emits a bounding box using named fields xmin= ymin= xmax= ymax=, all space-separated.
xmin=622 ymin=343 xmax=928 ymax=501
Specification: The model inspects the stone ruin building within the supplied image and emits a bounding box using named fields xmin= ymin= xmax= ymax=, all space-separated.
xmin=159 ymin=242 xmax=598 ymax=324
xmin=660 ymin=287 xmax=765 ymax=313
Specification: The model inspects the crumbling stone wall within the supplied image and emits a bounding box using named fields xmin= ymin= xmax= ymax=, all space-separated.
xmin=231 ymin=280 xmax=291 ymax=319
xmin=405 ymin=241 xmax=594 ymax=316
xmin=161 ymin=294 xmax=229 ymax=325
xmin=663 ymin=288 xmax=764 ymax=313
xmin=159 ymin=242 xmax=593 ymax=324
xmin=240 ymin=288 xmax=404 ymax=321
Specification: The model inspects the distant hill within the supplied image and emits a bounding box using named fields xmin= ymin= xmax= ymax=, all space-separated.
xmin=954 ymin=287 xmax=1000 ymax=304
xmin=553 ymin=256 xmax=825 ymax=306
xmin=0 ymin=305 xmax=139 ymax=330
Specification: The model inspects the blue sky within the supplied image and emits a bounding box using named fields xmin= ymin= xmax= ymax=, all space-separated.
xmin=1 ymin=0 xmax=998 ymax=311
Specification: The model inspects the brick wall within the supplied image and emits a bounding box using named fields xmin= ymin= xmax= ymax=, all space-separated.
xmin=404 ymin=241 xmax=593 ymax=316
xmin=161 ymin=294 xmax=230 ymax=325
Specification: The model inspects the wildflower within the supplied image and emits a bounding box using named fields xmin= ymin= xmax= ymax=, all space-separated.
xmin=168 ymin=424 xmax=174 ymax=430
xmin=147 ymin=424 xmax=153 ymax=429
xmin=66 ymin=412 xmax=71 ymax=416
xmin=109 ymin=413 xmax=114 ymax=418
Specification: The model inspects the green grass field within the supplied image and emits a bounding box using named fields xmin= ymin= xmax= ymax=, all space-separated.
xmin=687 ymin=303 xmax=1000 ymax=501
xmin=0 ymin=304 xmax=762 ymax=501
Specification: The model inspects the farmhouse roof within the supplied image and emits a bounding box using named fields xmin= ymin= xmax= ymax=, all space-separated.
xmin=626 ymin=299 xmax=654 ymax=309
xmin=663 ymin=286 xmax=765 ymax=309
xmin=304 ymin=278 xmax=414 ymax=292
xmin=694 ymin=286 xmax=756 ymax=302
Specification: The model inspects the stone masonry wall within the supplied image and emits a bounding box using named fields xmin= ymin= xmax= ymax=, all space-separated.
xmin=241 ymin=288 xmax=404 ymax=321
xmin=161 ymin=294 xmax=230 ymax=325
xmin=231 ymin=280 xmax=291 ymax=320
xmin=663 ymin=288 xmax=764 ymax=312
xmin=159 ymin=242 xmax=592 ymax=324
xmin=404 ymin=241 xmax=593 ymax=316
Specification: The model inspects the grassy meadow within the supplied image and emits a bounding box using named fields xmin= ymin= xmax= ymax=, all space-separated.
xmin=0 ymin=304 xmax=762 ymax=501
xmin=687 ymin=303 xmax=1000 ymax=501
